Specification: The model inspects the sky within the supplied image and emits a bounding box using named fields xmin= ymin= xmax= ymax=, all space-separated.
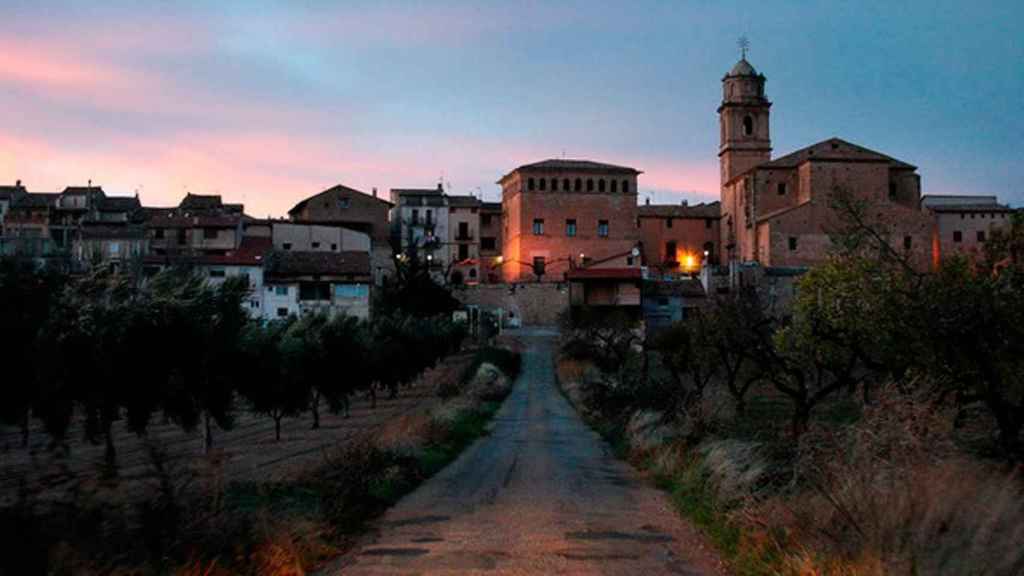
xmin=1 ymin=1 xmax=1021 ymax=217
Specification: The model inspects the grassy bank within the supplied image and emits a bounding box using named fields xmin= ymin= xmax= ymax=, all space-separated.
xmin=556 ymin=357 xmax=1024 ymax=576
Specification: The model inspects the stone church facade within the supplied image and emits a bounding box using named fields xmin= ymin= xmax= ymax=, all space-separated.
xmin=718 ymin=58 xmax=936 ymax=270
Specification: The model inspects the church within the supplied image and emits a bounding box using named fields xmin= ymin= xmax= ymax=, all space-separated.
xmin=717 ymin=56 xmax=936 ymax=270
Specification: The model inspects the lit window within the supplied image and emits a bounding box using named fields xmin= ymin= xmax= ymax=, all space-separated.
xmin=275 ymin=285 xmax=288 ymax=295
xmin=566 ymin=219 xmax=577 ymax=237
xmin=598 ymin=220 xmax=609 ymax=237
xmin=334 ymin=284 xmax=369 ymax=299
xmin=533 ymin=219 xmax=544 ymax=235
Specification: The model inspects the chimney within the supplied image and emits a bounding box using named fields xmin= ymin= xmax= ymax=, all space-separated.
xmin=372 ymin=187 xmax=378 ymax=198
xmin=645 ymin=196 xmax=650 ymax=206
xmin=681 ymin=199 xmax=688 ymax=207
xmin=437 ymin=182 xmax=443 ymax=192
xmin=15 ymin=179 xmax=21 ymax=188
xmin=88 ymin=179 xmax=92 ymax=188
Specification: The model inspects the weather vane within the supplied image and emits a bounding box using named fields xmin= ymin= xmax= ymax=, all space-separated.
xmin=738 ymin=36 xmax=750 ymax=60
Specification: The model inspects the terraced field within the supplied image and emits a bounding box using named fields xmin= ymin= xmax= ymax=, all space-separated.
xmin=0 ymin=351 xmax=473 ymax=505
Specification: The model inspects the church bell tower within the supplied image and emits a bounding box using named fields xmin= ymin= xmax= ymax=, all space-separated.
xmin=718 ymin=51 xmax=771 ymax=187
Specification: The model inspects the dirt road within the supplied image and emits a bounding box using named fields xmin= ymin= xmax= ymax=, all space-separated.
xmin=329 ymin=328 xmax=722 ymax=575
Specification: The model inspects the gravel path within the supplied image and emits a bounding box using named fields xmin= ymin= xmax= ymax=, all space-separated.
xmin=326 ymin=328 xmax=725 ymax=575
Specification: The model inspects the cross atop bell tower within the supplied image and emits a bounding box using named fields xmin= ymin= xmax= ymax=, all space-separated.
xmin=718 ymin=42 xmax=771 ymax=187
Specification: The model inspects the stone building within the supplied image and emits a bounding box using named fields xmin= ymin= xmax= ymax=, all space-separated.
xmin=922 ymin=195 xmax=1015 ymax=263
xmin=637 ymin=200 xmax=721 ymax=277
xmin=390 ymin=184 xmax=450 ymax=275
xmin=717 ymin=58 xmax=935 ymax=270
xmin=498 ymin=159 xmax=641 ymax=283
xmin=479 ymin=201 xmax=503 ymax=282
xmin=447 ymin=194 xmax=482 ymax=284
xmin=286 ymin=184 xmax=391 ymax=244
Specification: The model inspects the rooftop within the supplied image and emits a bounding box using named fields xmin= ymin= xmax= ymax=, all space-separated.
xmin=639 ymin=201 xmax=721 ymax=219
xmin=757 ymin=138 xmax=916 ymax=171
xmin=264 ymin=250 xmax=370 ymax=278
xmin=502 ymin=159 xmax=641 ymax=184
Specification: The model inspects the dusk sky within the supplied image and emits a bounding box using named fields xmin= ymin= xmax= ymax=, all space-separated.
xmin=2 ymin=1 xmax=1021 ymax=217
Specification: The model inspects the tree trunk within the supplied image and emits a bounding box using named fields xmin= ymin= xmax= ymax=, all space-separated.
xmin=21 ymin=410 xmax=29 ymax=448
xmin=311 ymin=392 xmax=321 ymax=430
xmin=104 ymin=425 xmax=118 ymax=476
xmin=203 ymin=412 xmax=213 ymax=454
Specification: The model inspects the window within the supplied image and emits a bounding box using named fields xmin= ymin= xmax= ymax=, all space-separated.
xmin=154 ymin=228 xmax=165 ymax=239
xmin=889 ymin=182 xmax=897 ymax=201
xmin=622 ymin=180 xmax=629 ymax=193
xmin=458 ymin=243 xmax=469 ymax=260
xmin=666 ymin=241 xmax=677 ymax=262
xmin=426 ymin=209 xmax=433 ymax=224
xmin=666 ymin=218 xmax=673 ymax=229
xmin=587 ymin=179 xmax=594 ymax=192
xmin=282 ymin=242 xmax=292 ymax=251
xmin=598 ymin=179 xmax=606 ymax=193
xmin=539 ymin=178 xmax=546 ymax=191
xmin=551 ymin=178 xmax=558 ymax=191
xmin=598 ymin=220 xmax=609 ymax=237
xmin=274 ymin=285 xmax=288 ymax=296
xmin=533 ymin=219 xmax=544 ymax=235
xmin=299 ymin=282 xmax=331 ymax=301
xmin=977 ymin=230 xmax=986 ymax=242
xmin=481 ymin=237 xmax=496 ymax=251
xmin=334 ymin=284 xmax=369 ymax=299
xmin=331 ymin=243 xmax=337 ymax=251
xmin=903 ymin=236 xmax=913 ymax=250
xmin=563 ymin=178 xmax=570 ymax=191
xmin=705 ymin=218 xmax=713 ymax=229
xmin=788 ymin=236 xmax=798 ymax=251
xmin=611 ymin=180 xmax=618 ymax=193
xmin=565 ymin=219 xmax=577 ymax=237
xmin=250 ymin=300 xmax=259 ymax=309
xmin=528 ymin=178 xmax=535 ymax=191
xmin=239 ymin=273 xmax=251 ymax=286
xmin=177 ymin=229 xmax=187 ymax=245
xmin=458 ymin=221 xmax=469 ymax=239
xmin=574 ymin=178 xmax=582 ymax=191
xmin=277 ymin=308 xmax=289 ymax=318
xmin=626 ymin=256 xmax=634 ymax=265
xmin=743 ymin=115 xmax=754 ymax=136
xmin=204 ymin=228 xmax=218 ymax=239
xmin=109 ymin=242 xmax=120 ymax=255
xmin=312 ymin=242 xmax=320 ymax=249
xmin=469 ymin=268 xmax=477 ymax=279
xmin=339 ymin=198 xmax=350 ymax=209
xmin=953 ymin=230 xmax=962 ymax=243
xmin=482 ymin=214 xmax=493 ymax=226
xmin=208 ymin=268 xmax=226 ymax=278
xmin=412 ymin=209 xmax=419 ymax=224
xmin=778 ymin=182 xmax=787 ymax=196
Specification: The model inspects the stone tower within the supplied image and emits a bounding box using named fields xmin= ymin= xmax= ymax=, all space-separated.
xmin=718 ymin=58 xmax=771 ymax=186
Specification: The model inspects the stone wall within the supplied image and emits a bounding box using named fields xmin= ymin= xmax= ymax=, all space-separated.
xmin=454 ymin=282 xmax=568 ymax=327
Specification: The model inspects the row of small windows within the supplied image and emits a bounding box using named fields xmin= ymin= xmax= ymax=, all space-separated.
xmin=533 ymin=218 xmax=609 ymax=238
xmin=663 ymin=217 xmax=714 ymax=230
xmin=527 ymin=177 xmax=630 ymax=194
xmin=953 ymin=230 xmax=987 ymax=243
xmin=960 ymin=212 xmax=1006 ymax=220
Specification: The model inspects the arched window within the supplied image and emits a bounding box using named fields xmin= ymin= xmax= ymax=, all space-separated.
xmin=743 ymin=115 xmax=754 ymax=136
xmin=622 ymin=180 xmax=630 ymax=194
xmin=611 ymin=180 xmax=618 ymax=193
xmin=598 ymin=179 xmax=606 ymax=193
xmin=563 ymin=178 xmax=570 ymax=191
xmin=574 ymin=178 xmax=582 ymax=191
xmin=586 ymin=179 xmax=594 ymax=192
xmin=528 ymin=177 xmax=535 ymax=191
xmin=539 ymin=178 xmax=546 ymax=191
xmin=551 ymin=178 xmax=558 ymax=191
